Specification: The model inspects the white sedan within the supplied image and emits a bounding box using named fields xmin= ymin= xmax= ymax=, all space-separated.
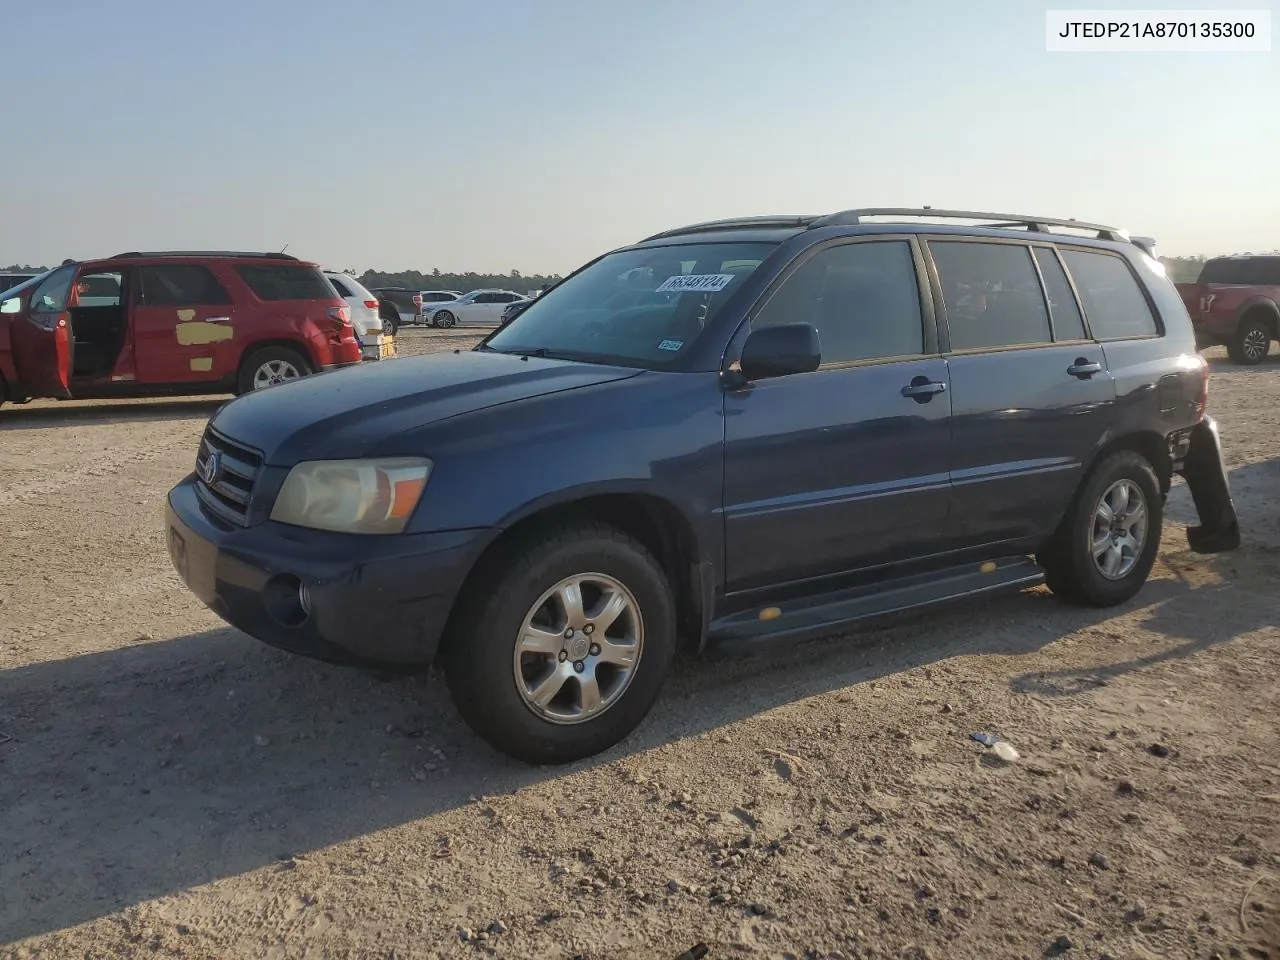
xmin=424 ymin=289 xmax=528 ymax=328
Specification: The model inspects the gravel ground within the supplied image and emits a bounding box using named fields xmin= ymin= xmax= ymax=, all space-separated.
xmin=2 ymin=333 xmax=1278 ymax=960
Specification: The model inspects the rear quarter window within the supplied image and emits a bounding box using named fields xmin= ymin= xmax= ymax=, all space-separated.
xmin=1060 ymin=249 xmax=1159 ymax=340
xmin=235 ymin=265 xmax=336 ymax=301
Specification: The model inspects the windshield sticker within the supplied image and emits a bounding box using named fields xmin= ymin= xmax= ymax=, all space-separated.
xmin=655 ymin=273 xmax=735 ymax=293
xmin=657 ymin=339 xmax=685 ymax=352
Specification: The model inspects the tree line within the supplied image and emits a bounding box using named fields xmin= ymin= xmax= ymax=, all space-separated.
xmin=351 ymin=268 xmax=563 ymax=295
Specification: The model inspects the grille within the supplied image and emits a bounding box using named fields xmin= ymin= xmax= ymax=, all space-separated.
xmin=194 ymin=427 xmax=263 ymax=526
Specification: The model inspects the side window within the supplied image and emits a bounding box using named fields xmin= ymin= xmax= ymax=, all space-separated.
xmin=754 ymin=241 xmax=925 ymax=365
xmin=930 ymin=242 xmax=1051 ymax=350
xmin=328 ymin=277 xmax=353 ymax=298
xmin=74 ymin=271 xmax=123 ymax=307
xmin=476 ymin=293 xmax=498 ymax=304
xmin=1060 ymin=249 xmax=1159 ymax=340
xmin=1034 ymin=248 xmax=1087 ymax=341
xmin=235 ymin=265 xmax=335 ymax=301
xmin=140 ymin=265 xmax=232 ymax=306
xmin=28 ymin=266 xmax=76 ymax=314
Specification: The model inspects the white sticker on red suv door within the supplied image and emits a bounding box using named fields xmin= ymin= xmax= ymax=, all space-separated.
xmin=655 ymin=273 xmax=735 ymax=293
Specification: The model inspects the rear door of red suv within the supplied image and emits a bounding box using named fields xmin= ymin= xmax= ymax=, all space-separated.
xmin=133 ymin=260 xmax=241 ymax=384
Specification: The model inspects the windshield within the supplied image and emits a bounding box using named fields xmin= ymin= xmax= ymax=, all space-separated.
xmin=483 ymin=242 xmax=777 ymax=367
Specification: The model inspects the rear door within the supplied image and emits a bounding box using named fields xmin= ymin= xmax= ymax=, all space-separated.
xmin=927 ymin=239 xmax=1114 ymax=550
xmin=722 ymin=237 xmax=952 ymax=594
xmin=9 ymin=264 xmax=76 ymax=398
xmin=133 ymin=263 xmax=237 ymax=383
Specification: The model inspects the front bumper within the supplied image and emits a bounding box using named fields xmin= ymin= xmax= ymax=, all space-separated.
xmin=1177 ymin=415 xmax=1241 ymax=554
xmin=165 ymin=475 xmax=493 ymax=666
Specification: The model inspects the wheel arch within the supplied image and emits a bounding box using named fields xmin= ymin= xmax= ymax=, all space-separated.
xmin=441 ymin=490 xmax=708 ymax=660
xmin=1084 ymin=430 xmax=1173 ymax=496
xmin=1234 ymin=297 xmax=1280 ymax=336
xmin=235 ymin=338 xmax=317 ymax=375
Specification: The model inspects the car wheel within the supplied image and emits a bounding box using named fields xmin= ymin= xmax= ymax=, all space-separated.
xmin=443 ymin=523 xmax=676 ymax=764
xmin=1037 ymin=450 xmax=1163 ymax=607
xmin=237 ymin=345 xmax=312 ymax=395
xmin=1227 ymin=315 xmax=1271 ymax=366
xmin=434 ymin=310 xmax=456 ymax=329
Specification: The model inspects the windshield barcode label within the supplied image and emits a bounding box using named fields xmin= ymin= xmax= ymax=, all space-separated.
xmin=655 ymin=273 xmax=735 ymax=293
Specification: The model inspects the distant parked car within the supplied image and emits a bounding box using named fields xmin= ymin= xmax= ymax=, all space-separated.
xmin=1175 ymin=254 xmax=1280 ymax=365
xmin=367 ymin=288 xmax=461 ymax=327
xmin=425 ymin=289 xmax=526 ymax=328
xmin=499 ymin=297 xmax=534 ymax=328
xmin=0 ymin=251 xmax=360 ymax=407
xmin=0 ymin=272 xmax=38 ymax=295
xmin=324 ymin=272 xmax=395 ymax=361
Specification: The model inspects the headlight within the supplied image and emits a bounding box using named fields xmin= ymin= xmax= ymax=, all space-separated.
xmin=270 ymin=458 xmax=432 ymax=534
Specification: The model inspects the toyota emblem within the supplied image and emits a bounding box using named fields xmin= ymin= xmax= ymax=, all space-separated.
xmin=201 ymin=451 xmax=222 ymax=486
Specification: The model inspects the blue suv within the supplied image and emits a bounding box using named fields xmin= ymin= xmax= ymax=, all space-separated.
xmin=165 ymin=208 xmax=1241 ymax=764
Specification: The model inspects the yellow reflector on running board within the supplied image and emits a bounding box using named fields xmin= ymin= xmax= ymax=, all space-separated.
xmin=980 ymin=561 xmax=997 ymax=574
xmin=759 ymin=607 xmax=781 ymax=621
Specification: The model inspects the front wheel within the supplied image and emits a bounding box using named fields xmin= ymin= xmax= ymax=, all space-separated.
xmin=443 ymin=523 xmax=676 ymax=764
xmin=1227 ymin=315 xmax=1271 ymax=366
xmin=1037 ymin=450 xmax=1163 ymax=607
xmin=434 ymin=310 xmax=456 ymax=329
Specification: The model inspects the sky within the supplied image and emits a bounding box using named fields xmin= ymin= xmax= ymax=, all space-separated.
xmin=2 ymin=0 xmax=1276 ymax=274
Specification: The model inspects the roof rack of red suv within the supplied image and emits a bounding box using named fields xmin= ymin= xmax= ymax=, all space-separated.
xmin=107 ymin=251 xmax=300 ymax=261
xmin=644 ymin=207 xmax=1145 ymax=248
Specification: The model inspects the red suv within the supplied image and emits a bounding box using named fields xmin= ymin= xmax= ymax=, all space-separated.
xmin=0 ymin=251 xmax=362 ymax=407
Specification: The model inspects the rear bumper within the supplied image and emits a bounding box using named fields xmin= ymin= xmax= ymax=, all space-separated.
xmin=1177 ymin=416 xmax=1241 ymax=554
xmin=166 ymin=475 xmax=493 ymax=665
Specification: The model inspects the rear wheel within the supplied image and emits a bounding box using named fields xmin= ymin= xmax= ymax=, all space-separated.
xmin=237 ymin=346 xmax=312 ymax=395
xmin=1227 ymin=315 xmax=1271 ymax=365
xmin=434 ymin=310 xmax=456 ymax=329
xmin=1037 ymin=450 xmax=1163 ymax=607
xmin=443 ymin=523 xmax=676 ymax=764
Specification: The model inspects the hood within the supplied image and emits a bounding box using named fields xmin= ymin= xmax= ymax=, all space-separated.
xmin=210 ymin=350 xmax=642 ymax=465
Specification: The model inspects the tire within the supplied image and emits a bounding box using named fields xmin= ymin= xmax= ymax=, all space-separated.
xmin=236 ymin=345 xmax=312 ymax=395
xmin=434 ymin=310 xmax=456 ymax=329
xmin=1227 ymin=315 xmax=1271 ymax=366
xmin=443 ymin=523 xmax=676 ymax=764
xmin=1037 ymin=450 xmax=1163 ymax=608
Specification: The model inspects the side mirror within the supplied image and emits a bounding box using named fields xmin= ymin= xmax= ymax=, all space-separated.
xmin=738 ymin=323 xmax=821 ymax=381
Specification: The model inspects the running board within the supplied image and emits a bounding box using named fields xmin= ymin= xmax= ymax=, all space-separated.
xmin=708 ymin=556 xmax=1045 ymax=648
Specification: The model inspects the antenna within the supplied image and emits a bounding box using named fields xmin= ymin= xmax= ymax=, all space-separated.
xmin=280 ymin=242 xmax=289 ymax=254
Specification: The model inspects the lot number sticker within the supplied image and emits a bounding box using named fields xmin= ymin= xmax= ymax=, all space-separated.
xmin=655 ymin=273 xmax=735 ymax=293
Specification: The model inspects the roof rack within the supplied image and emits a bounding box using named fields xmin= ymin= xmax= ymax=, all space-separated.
xmin=108 ymin=250 xmax=299 ymax=261
xmin=640 ymin=215 xmax=819 ymax=242
xmin=809 ymin=207 xmax=1132 ymax=243
xmin=640 ymin=207 xmax=1150 ymax=251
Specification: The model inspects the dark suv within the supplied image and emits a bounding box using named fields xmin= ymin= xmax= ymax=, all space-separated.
xmin=165 ymin=208 xmax=1241 ymax=764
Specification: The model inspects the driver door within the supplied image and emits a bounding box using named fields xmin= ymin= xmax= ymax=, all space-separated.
xmin=8 ymin=264 xmax=77 ymax=399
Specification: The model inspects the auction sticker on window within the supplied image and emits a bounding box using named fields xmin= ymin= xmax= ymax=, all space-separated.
xmin=655 ymin=273 xmax=735 ymax=293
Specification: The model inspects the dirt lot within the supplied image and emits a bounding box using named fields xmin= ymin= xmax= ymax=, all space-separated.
xmin=2 ymin=331 xmax=1279 ymax=960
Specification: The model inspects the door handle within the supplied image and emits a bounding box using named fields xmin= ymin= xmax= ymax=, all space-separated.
xmin=1067 ymin=359 xmax=1103 ymax=379
xmin=901 ymin=377 xmax=947 ymax=402
xmin=205 ymin=316 xmax=232 ymax=323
